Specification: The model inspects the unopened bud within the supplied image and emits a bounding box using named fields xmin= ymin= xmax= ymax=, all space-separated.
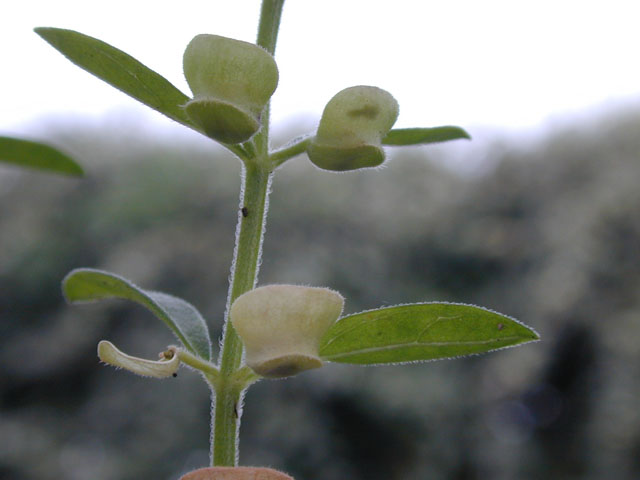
xmin=183 ymin=34 xmax=279 ymax=144
xmin=307 ymin=86 xmax=399 ymax=171
xmin=231 ymin=285 xmax=344 ymax=378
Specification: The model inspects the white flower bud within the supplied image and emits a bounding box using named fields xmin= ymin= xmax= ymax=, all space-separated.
xmin=230 ymin=285 xmax=344 ymax=378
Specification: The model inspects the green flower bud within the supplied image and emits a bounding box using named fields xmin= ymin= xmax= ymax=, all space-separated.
xmin=307 ymin=86 xmax=399 ymax=171
xmin=183 ymin=34 xmax=279 ymax=144
xmin=230 ymin=285 xmax=344 ymax=378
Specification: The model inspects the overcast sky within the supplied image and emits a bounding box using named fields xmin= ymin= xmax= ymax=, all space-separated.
xmin=2 ymin=0 xmax=640 ymax=140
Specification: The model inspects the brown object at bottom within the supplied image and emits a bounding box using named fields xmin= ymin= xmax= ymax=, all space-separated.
xmin=180 ymin=466 xmax=294 ymax=480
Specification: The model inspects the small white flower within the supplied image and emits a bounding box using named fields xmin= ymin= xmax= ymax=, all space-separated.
xmin=231 ymin=285 xmax=344 ymax=378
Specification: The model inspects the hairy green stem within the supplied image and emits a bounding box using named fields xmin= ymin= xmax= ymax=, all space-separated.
xmin=257 ymin=0 xmax=285 ymax=55
xmin=253 ymin=0 xmax=285 ymax=155
xmin=211 ymin=0 xmax=286 ymax=466
xmin=212 ymin=162 xmax=271 ymax=465
xmin=175 ymin=347 xmax=220 ymax=381
xmin=269 ymin=135 xmax=312 ymax=169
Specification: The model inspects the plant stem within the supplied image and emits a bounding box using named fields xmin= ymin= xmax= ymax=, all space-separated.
xmin=213 ymin=162 xmax=271 ymax=465
xmin=257 ymin=0 xmax=285 ymax=55
xmin=253 ymin=0 xmax=285 ymax=155
xmin=211 ymin=2 xmax=286 ymax=466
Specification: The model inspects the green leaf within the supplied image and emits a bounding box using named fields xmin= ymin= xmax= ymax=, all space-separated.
xmin=382 ymin=126 xmax=471 ymax=146
xmin=319 ymin=302 xmax=538 ymax=365
xmin=35 ymin=27 xmax=195 ymax=129
xmin=0 ymin=136 xmax=83 ymax=176
xmin=63 ymin=268 xmax=212 ymax=361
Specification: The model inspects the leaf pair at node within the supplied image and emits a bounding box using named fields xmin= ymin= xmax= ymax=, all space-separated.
xmin=63 ymin=270 xmax=538 ymax=381
xmin=34 ymin=27 xmax=470 ymax=169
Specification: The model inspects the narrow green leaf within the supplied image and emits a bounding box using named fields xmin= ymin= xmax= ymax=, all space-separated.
xmin=0 ymin=136 xmax=83 ymax=176
xmin=35 ymin=27 xmax=195 ymax=129
xmin=63 ymin=268 xmax=212 ymax=361
xmin=382 ymin=126 xmax=471 ymax=146
xmin=319 ymin=303 xmax=538 ymax=365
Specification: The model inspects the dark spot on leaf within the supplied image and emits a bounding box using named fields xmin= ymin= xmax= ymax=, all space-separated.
xmin=497 ymin=323 xmax=504 ymax=330
xmin=347 ymin=105 xmax=379 ymax=119
xmin=241 ymin=206 xmax=249 ymax=217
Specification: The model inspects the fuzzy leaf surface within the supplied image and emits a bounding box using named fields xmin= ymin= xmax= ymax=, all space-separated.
xmin=0 ymin=136 xmax=82 ymax=176
xmin=382 ymin=126 xmax=470 ymax=146
xmin=35 ymin=27 xmax=195 ymax=129
xmin=319 ymin=303 xmax=538 ymax=364
xmin=63 ymin=268 xmax=211 ymax=360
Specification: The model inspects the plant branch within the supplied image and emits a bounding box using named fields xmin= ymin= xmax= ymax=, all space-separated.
xmin=174 ymin=347 xmax=220 ymax=382
xmin=269 ymin=135 xmax=311 ymax=169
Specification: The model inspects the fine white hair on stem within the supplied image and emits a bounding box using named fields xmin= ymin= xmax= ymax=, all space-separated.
xmin=220 ymin=165 xmax=273 ymax=356
xmin=209 ymin=387 xmax=216 ymax=466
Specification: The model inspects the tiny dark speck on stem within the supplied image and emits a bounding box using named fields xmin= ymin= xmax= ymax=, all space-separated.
xmin=241 ymin=206 xmax=249 ymax=217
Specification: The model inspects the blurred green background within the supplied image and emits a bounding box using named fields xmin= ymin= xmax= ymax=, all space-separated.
xmin=1 ymin=107 xmax=639 ymax=480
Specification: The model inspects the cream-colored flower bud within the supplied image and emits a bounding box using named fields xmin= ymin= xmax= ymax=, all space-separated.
xmin=183 ymin=34 xmax=279 ymax=144
xmin=307 ymin=86 xmax=399 ymax=171
xmin=231 ymin=285 xmax=344 ymax=378
xmin=97 ymin=340 xmax=180 ymax=378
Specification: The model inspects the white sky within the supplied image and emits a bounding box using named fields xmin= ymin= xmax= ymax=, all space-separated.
xmin=2 ymin=0 xmax=640 ymax=139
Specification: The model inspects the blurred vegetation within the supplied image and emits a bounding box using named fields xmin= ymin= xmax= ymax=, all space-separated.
xmin=1 ymin=107 xmax=639 ymax=480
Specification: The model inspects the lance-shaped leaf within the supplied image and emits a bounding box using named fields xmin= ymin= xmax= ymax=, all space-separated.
xmin=382 ymin=126 xmax=470 ymax=146
xmin=98 ymin=340 xmax=180 ymax=378
xmin=0 ymin=136 xmax=83 ymax=176
xmin=63 ymin=268 xmax=212 ymax=360
xmin=35 ymin=27 xmax=195 ymax=129
xmin=319 ymin=303 xmax=538 ymax=365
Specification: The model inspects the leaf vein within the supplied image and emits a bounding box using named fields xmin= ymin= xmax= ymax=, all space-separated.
xmin=323 ymin=336 xmax=524 ymax=360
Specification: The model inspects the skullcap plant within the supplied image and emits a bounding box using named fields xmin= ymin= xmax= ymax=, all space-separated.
xmin=35 ymin=0 xmax=538 ymax=477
